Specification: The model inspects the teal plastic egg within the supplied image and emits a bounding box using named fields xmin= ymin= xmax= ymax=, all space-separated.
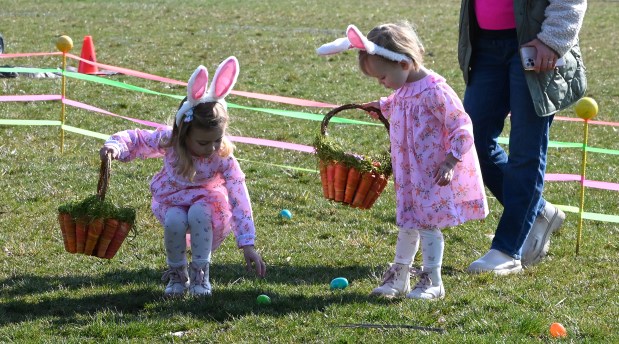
xmin=330 ymin=277 xmax=349 ymax=290
xmin=280 ymin=209 xmax=292 ymax=219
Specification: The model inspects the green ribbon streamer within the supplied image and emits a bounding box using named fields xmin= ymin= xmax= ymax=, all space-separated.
xmin=62 ymin=70 xmax=379 ymax=126
xmin=61 ymin=124 xmax=110 ymax=140
xmin=2 ymin=67 xmax=619 ymax=154
xmin=555 ymin=205 xmax=619 ymax=223
xmin=1 ymin=117 xmax=617 ymax=223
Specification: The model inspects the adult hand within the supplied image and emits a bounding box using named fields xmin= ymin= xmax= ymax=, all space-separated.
xmin=361 ymin=101 xmax=380 ymax=119
xmin=522 ymin=39 xmax=559 ymax=73
xmin=243 ymin=245 xmax=266 ymax=278
xmin=99 ymin=146 xmax=118 ymax=161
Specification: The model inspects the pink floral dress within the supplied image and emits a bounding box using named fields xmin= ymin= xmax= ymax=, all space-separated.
xmin=104 ymin=127 xmax=255 ymax=250
xmin=379 ymin=72 xmax=488 ymax=230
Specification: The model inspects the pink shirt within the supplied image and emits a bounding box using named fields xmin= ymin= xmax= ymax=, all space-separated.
xmin=475 ymin=0 xmax=516 ymax=30
xmin=379 ymin=72 xmax=488 ymax=230
xmin=104 ymin=127 xmax=256 ymax=249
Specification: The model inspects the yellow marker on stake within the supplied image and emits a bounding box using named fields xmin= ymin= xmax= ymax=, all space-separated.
xmin=574 ymin=97 xmax=598 ymax=254
xmin=55 ymin=35 xmax=73 ymax=153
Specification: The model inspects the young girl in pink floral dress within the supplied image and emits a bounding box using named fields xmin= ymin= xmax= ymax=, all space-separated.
xmin=317 ymin=23 xmax=488 ymax=300
xmin=100 ymin=57 xmax=265 ymax=298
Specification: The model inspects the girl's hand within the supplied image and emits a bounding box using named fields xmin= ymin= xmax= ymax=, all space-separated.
xmin=99 ymin=146 xmax=118 ymax=161
xmin=361 ymin=101 xmax=380 ymax=119
xmin=242 ymin=245 xmax=266 ymax=278
xmin=433 ymin=153 xmax=459 ymax=186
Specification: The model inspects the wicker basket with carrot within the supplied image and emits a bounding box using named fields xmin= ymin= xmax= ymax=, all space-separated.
xmin=314 ymin=103 xmax=392 ymax=209
xmin=57 ymin=153 xmax=136 ymax=259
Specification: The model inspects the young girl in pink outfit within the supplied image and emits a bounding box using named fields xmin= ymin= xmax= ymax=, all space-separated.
xmin=317 ymin=23 xmax=488 ymax=300
xmin=100 ymin=57 xmax=266 ymax=298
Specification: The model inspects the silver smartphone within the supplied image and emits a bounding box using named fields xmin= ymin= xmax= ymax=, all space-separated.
xmin=520 ymin=46 xmax=565 ymax=70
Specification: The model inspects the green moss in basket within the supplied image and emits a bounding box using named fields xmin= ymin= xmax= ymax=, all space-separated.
xmin=313 ymin=134 xmax=392 ymax=177
xmin=58 ymin=195 xmax=136 ymax=225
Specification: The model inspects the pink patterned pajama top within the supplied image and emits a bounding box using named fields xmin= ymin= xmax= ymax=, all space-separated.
xmin=380 ymin=71 xmax=489 ymax=230
xmin=104 ymin=127 xmax=256 ymax=249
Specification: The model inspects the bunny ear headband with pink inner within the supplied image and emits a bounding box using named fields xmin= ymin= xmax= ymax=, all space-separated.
xmin=175 ymin=56 xmax=240 ymax=127
xmin=316 ymin=24 xmax=412 ymax=63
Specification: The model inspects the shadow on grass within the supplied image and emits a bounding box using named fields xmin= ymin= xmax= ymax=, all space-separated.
xmin=0 ymin=263 xmax=426 ymax=326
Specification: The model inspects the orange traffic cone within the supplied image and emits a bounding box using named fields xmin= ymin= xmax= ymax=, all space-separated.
xmin=78 ymin=35 xmax=98 ymax=74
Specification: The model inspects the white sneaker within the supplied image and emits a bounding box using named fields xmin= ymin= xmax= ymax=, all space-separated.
xmin=370 ymin=263 xmax=411 ymax=298
xmin=188 ymin=261 xmax=212 ymax=297
xmin=467 ymin=249 xmax=522 ymax=275
xmin=162 ymin=264 xmax=189 ymax=297
xmin=521 ymin=202 xmax=565 ymax=267
xmin=406 ymin=270 xmax=445 ymax=300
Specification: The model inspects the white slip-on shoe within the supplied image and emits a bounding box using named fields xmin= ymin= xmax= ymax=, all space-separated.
xmin=406 ymin=270 xmax=445 ymax=300
xmin=467 ymin=249 xmax=522 ymax=275
xmin=370 ymin=263 xmax=411 ymax=298
xmin=162 ymin=264 xmax=189 ymax=297
xmin=521 ymin=202 xmax=566 ymax=267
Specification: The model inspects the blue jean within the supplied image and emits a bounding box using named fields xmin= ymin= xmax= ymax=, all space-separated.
xmin=463 ymin=36 xmax=551 ymax=259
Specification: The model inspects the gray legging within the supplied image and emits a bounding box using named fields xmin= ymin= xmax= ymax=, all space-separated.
xmin=163 ymin=203 xmax=213 ymax=267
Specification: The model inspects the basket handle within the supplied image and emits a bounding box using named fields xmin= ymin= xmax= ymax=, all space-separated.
xmin=320 ymin=103 xmax=389 ymax=136
xmin=97 ymin=152 xmax=111 ymax=202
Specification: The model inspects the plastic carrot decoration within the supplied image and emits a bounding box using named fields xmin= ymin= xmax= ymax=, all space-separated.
xmin=104 ymin=221 xmax=132 ymax=259
xmin=333 ymin=162 xmax=349 ymax=202
xmin=326 ymin=163 xmax=336 ymax=200
xmin=362 ymin=174 xmax=389 ymax=209
xmin=83 ymin=218 xmax=104 ymax=255
xmin=352 ymin=172 xmax=376 ymax=207
xmin=344 ymin=167 xmax=362 ymax=204
xmin=96 ymin=218 xmax=120 ymax=258
xmin=74 ymin=219 xmax=87 ymax=253
xmin=319 ymin=160 xmax=329 ymax=198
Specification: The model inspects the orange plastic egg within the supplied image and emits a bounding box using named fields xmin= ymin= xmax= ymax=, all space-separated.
xmin=549 ymin=322 xmax=567 ymax=338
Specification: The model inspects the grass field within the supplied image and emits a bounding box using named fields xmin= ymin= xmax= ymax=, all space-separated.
xmin=1 ymin=1 xmax=618 ymax=342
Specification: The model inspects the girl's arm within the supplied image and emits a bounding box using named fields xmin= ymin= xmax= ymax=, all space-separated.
xmin=427 ymin=86 xmax=474 ymax=161
xmin=221 ymin=156 xmax=256 ymax=248
xmin=378 ymin=94 xmax=395 ymax=119
xmin=102 ymin=127 xmax=170 ymax=162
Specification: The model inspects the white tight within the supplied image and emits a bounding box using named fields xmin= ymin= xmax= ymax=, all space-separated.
xmin=163 ymin=203 xmax=213 ymax=267
xmin=394 ymin=227 xmax=444 ymax=285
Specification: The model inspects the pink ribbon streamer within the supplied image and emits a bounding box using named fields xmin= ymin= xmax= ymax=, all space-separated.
xmin=62 ymin=98 xmax=167 ymax=129
xmin=228 ymin=135 xmax=315 ymax=153
xmin=0 ymin=52 xmax=62 ymax=58
xmin=3 ymin=94 xmax=618 ymax=192
xmin=5 ymin=51 xmax=619 ymax=123
xmin=65 ymin=54 xmax=338 ymax=108
xmin=553 ymin=115 xmax=619 ymax=127
xmin=546 ymin=173 xmax=619 ymax=192
xmin=0 ymin=94 xmax=61 ymax=101
xmin=230 ymin=90 xmax=337 ymax=108
xmin=65 ymin=53 xmax=186 ymax=86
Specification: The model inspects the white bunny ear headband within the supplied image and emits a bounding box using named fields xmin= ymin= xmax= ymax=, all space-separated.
xmin=316 ymin=24 xmax=411 ymax=63
xmin=175 ymin=56 xmax=240 ymax=127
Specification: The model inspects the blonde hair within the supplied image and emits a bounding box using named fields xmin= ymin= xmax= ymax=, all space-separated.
xmin=162 ymin=100 xmax=235 ymax=180
xmin=358 ymin=22 xmax=425 ymax=74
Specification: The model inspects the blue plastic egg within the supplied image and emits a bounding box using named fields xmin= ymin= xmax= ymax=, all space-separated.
xmin=330 ymin=277 xmax=349 ymax=290
xmin=280 ymin=209 xmax=292 ymax=219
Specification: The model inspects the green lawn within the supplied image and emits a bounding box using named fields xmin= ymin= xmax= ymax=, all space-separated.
xmin=1 ymin=1 xmax=618 ymax=342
